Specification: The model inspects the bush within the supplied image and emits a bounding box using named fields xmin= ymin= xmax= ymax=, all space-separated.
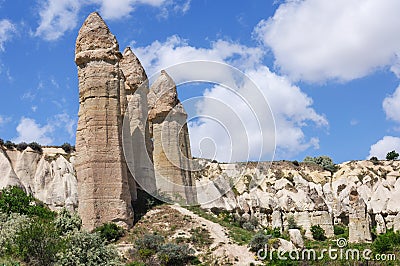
xmin=4 ymin=141 xmax=15 ymax=149
xmin=333 ymin=225 xmax=345 ymax=235
xmin=157 ymin=243 xmax=194 ymax=266
xmin=0 ymin=138 xmax=4 ymax=146
xmin=94 ymin=222 xmax=125 ymax=243
xmin=248 ymin=231 xmax=271 ymax=252
xmin=303 ymin=155 xmax=338 ymax=172
xmin=0 ymin=212 xmax=30 ymax=256
xmin=13 ymin=219 xmax=62 ymax=266
xmin=242 ymin=222 xmax=255 ymax=231
xmin=55 ymin=231 xmax=121 ymax=266
xmin=0 ymin=186 xmax=55 ymax=220
xmin=292 ymin=160 xmax=300 ymax=167
xmin=386 ymin=150 xmax=399 ymax=160
xmin=311 ymin=225 xmax=326 ymax=241
xmin=53 ymin=208 xmax=82 ymax=234
xmin=61 ymin=142 xmax=74 ymax=153
xmin=266 ymin=227 xmax=281 ymax=238
xmin=372 ymin=229 xmax=400 ymax=253
xmin=16 ymin=142 xmax=28 ymax=151
xmin=28 ymin=142 xmax=42 ymax=153
xmin=287 ymin=215 xmax=300 ymax=230
xmin=135 ymin=233 xmax=165 ymax=252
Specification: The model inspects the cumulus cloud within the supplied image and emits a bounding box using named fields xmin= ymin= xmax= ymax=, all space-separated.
xmin=134 ymin=36 xmax=327 ymax=161
xmin=13 ymin=117 xmax=54 ymax=145
xmin=35 ymin=0 xmax=80 ymax=41
xmin=0 ymin=19 xmax=16 ymax=50
xmin=254 ymin=0 xmax=400 ymax=82
xmin=383 ymin=85 xmax=400 ymax=123
xmin=35 ymin=0 xmax=189 ymax=40
xmin=368 ymin=136 xmax=400 ymax=159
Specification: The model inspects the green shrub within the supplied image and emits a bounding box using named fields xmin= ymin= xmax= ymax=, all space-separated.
xmin=386 ymin=150 xmax=399 ymax=160
xmin=287 ymin=215 xmax=300 ymax=230
xmin=16 ymin=142 xmax=28 ymax=151
xmin=28 ymin=142 xmax=42 ymax=153
xmin=242 ymin=222 xmax=255 ymax=231
xmin=333 ymin=225 xmax=345 ymax=235
xmin=311 ymin=225 xmax=326 ymax=241
xmin=266 ymin=227 xmax=281 ymax=238
xmin=135 ymin=233 xmax=165 ymax=252
xmin=61 ymin=142 xmax=74 ymax=153
xmin=55 ymin=231 xmax=121 ymax=266
xmin=4 ymin=141 xmax=15 ymax=149
xmin=248 ymin=231 xmax=271 ymax=252
xmin=0 ymin=212 xmax=30 ymax=256
xmin=0 ymin=138 xmax=4 ymax=146
xmin=0 ymin=186 xmax=55 ymax=220
xmin=303 ymin=155 xmax=338 ymax=172
xmin=372 ymin=229 xmax=400 ymax=253
xmin=94 ymin=222 xmax=125 ymax=243
xmin=157 ymin=243 xmax=194 ymax=266
xmin=53 ymin=208 xmax=82 ymax=234
xmin=13 ymin=219 xmax=62 ymax=266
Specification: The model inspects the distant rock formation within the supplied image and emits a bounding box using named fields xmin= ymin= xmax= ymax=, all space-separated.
xmin=148 ymin=70 xmax=197 ymax=204
xmin=74 ymin=12 xmax=133 ymax=230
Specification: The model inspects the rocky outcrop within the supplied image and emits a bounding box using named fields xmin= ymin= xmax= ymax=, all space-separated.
xmin=120 ymin=47 xmax=156 ymax=199
xmin=75 ymin=12 xmax=133 ymax=230
xmin=148 ymin=70 xmax=197 ymax=205
xmin=195 ymin=159 xmax=400 ymax=239
xmin=0 ymin=147 xmax=77 ymax=210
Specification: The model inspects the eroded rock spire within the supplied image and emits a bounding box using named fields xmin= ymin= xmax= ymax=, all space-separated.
xmin=75 ymin=12 xmax=133 ymax=230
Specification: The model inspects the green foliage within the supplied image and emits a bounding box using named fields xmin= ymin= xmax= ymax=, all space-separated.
xmin=61 ymin=142 xmax=74 ymax=153
xmin=53 ymin=208 xmax=82 ymax=234
xmin=333 ymin=225 xmax=345 ymax=235
xmin=135 ymin=233 xmax=165 ymax=252
xmin=242 ymin=222 xmax=255 ymax=231
xmin=0 ymin=138 xmax=4 ymax=146
xmin=4 ymin=141 xmax=15 ymax=149
xmin=372 ymin=229 xmax=400 ymax=253
xmin=287 ymin=215 xmax=300 ymax=230
xmin=13 ymin=219 xmax=62 ymax=266
xmin=266 ymin=227 xmax=281 ymax=238
xmin=16 ymin=142 xmax=28 ymax=151
xmin=28 ymin=142 xmax=42 ymax=153
xmin=386 ymin=150 xmax=399 ymax=160
xmin=157 ymin=243 xmax=194 ymax=266
xmin=55 ymin=231 xmax=121 ymax=266
xmin=292 ymin=160 xmax=300 ymax=167
xmin=310 ymin=225 xmax=326 ymax=241
xmin=94 ymin=222 xmax=125 ymax=243
xmin=0 ymin=186 xmax=55 ymax=220
xmin=303 ymin=155 xmax=338 ymax=172
xmin=0 ymin=212 xmax=30 ymax=256
xmin=248 ymin=231 xmax=271 ymax=252
xmin=189 ymin=227 xmax=212 ymax=246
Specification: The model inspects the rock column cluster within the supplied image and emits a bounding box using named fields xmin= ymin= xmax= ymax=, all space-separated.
xmin=75 ymin=12 xmax=197 ymax=229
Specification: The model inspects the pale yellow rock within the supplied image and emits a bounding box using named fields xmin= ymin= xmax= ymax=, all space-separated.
xmin=75 ymin=12 xmax=133 ymax=230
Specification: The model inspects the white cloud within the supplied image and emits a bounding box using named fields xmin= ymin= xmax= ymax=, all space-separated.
xmin=35 ymin=0 xmax=81 ymax=41
xmin=383 ymin=85 xmax=400 ymax=123
xmin=135 ymin=36 xmax=327 ymax=160
xmin=0 ymin=19 xmax=15 ymax=51
xmin=368 ymin=136 xmax=400 ymax=159
xmin=254 ymin=0 xmax=400 ymax=82
xmin=35 ymin=0 xmax=187 ymax=40
xmin=13 ymin=117 xmax=54 ymax=145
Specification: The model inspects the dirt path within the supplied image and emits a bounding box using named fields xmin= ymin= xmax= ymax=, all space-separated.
xmin=170 ymin=205 xmax=259 ymax=265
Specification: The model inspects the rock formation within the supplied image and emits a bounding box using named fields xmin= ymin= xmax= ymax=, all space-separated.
xmin=148 ymin=70 xmax=197 ymax=205
xmin=348 ymin=188 xmax=372 ymax=243
xmin=120 ymin=47 xmax=156 ymax=200
xmin=74 ymin=12 xmax=133 ymax=230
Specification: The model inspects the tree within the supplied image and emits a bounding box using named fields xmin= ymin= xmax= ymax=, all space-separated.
xmin=61 ymin=142 xmax=74 ymax=153
xmin=386 ymin=150 xmax=399 ymax=160
xmin=311 ymin=225 xmax=326 ymax=241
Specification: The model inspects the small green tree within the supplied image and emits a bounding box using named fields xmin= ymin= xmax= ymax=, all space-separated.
xmin=248 ymin=231 xmax=271 ymax=252
xmin=61 ymin=143 xmax=74 ymax=153
xmin=0 ymin=138 xmax=4 ymax=146
xmin=287 ymin=215 xmax=300 ymax=230
xmin=53 ymin=208 xmax=82 ymax=234
xmin=4 ymin=141 xmax=15 ymax=149
xmin=16 ymin=142 xmax=28 ymax=151
xmin=94 ymin=222 xmax=125 ymax=242
xmin=28 ymin=142 xmax=42 ymax=153
xmin=386 ymin=150 xmax=399 ymax=160
xmin=311 ymin=225 xmax=326 ymax=241
xmin=157 ymin=243 xmax=194 ymax=266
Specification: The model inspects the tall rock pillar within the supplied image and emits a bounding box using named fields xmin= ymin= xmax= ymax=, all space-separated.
xmin=148 ymin=70 xmax=197 ymax=205
xmin=120 ymin=47 xmax=156 ymax=200
xmin=75 ymin=12 xmax=133 ymax=230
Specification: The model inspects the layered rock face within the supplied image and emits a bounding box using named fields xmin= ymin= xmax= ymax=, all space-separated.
xmin=75 ymin=12 xmax=133 ymax=230
xmin=196 ymin=159 xmax=400 ymax=242
xmin=148 ymin=71 xmax=197 ymax=204
xmin=0 ymin=147 xmax=77 ymax=210
xmin=120 ymin=47 xmax=156 ymax=199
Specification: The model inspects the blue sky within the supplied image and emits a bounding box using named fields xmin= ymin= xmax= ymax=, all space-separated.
xmin=0 ymin=0 xmax=400 ymax=163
